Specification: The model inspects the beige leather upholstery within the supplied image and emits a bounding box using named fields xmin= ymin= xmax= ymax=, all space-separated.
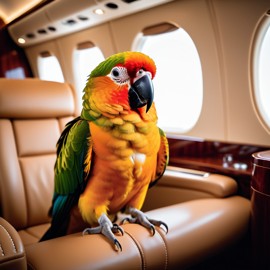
xmin=0 ymin=79 xmax=76 ymax=243
xmin=25 ymin=197 xmax=250 ymax=270
xmin=0 ymin=79 xmax=75 ymax=119
xmin=143 ymin=166 xmax=239 ymax=211
xmin=0 ymin=218 xmax=27 ymax=270
xmin=0 ymin=78 xmax=251 ymax=269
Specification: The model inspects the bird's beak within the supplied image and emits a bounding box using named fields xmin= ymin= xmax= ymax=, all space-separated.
xmin=128 ymin=74 xmax=154 ymax=113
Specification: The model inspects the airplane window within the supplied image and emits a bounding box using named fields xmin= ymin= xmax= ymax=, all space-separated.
xmin=252 ymin=15 xmax=270 ymax=131
xmin=5 ymin=67 xmax=25 ymax=78
xmin=73 ymin=43 xmax=105 ymax=109
xmin=134 ymin=26 xmax=203 ymax=133
xmin=37 ymin=52 xmax=64 ymax=82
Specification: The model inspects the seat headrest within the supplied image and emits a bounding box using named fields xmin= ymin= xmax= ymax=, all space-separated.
xmin=0 ymin=79 xmax=76 ymax=118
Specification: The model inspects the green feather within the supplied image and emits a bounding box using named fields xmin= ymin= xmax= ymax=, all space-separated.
xmin=54 ymin=117 xmax=91 ymax=195
xmin=89 ymin=53 xmax=125 ymax=78
xmin=81 ymin=53 xmax=126 ymax=121
xmin=40 ymin=117 xmax=92 ymax=240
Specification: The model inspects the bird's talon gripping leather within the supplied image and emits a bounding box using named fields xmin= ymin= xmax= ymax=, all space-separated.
xmin=150 ymin=225 xmax=155 ymax=236
xmin=120 ymin=217 xmax=135 ymax=225
xmin=82 ymin=215 xmax=124 ymax=252
xmin=82 ymin=227 xmax=99 ymax=235
xmin=120 ymin=218 xmax=129 ymax=225
xmin=82 ymin=228 xmax=89 ymax=236
xmin=124 ymin=207 xmax=169 ymax=236
xmin=161 ymin=222 xmax=169 ymax=234
xmin=148 ymin=219 xmax=169 ymax=234
xmin=112 ymin=224 xmax=124 ymax=236
xmin=114 ymin=239 xmax=122 ymax=252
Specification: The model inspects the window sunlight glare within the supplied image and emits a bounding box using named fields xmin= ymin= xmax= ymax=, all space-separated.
xmin=38 ymin=55 xmax=64 ymax=82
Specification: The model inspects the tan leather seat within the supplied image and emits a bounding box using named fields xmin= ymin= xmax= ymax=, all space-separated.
xmin=0 ymin=78 xmax=76 ymax=245
xmin=0 ymin=78 xmax=251 ymax=270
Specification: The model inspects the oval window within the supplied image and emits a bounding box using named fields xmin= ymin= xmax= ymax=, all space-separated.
xmin=73 ymin=42 xmax=105 ymax=109
xmin=37 ymin=52 xmax=64 ymax=82
xmin=133 ymin=23 xmax=203 ymax=133
xmin=251 ymin=12 xmax=270 ymax=132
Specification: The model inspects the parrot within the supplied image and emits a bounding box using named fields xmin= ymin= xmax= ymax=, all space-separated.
xmin=40 ymin=51 xmax=169 ymax=251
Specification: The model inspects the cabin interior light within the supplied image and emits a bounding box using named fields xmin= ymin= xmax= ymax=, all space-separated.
xmin=18 ymin=37 xmax=26 ymax=44
xmin=93 ymin=8 xmax=105 ymax=15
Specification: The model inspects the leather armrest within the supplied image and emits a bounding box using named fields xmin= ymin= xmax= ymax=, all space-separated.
xmin=146 ymin=196 xmax=250 ymax=268
xmin=25 ymin=224 xmax=163 ymax=270
xmin=25 ymin=196 xmax=250 ymax=270
xmin=143 ymin=166 xmax=238 ymax=210
xmin=160 ymin=166 xmax=238 ymax=197
xmin=0 ymin=218 xmax=27 ymax=270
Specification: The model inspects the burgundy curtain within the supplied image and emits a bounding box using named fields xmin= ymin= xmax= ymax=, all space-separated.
xmin=0 ymin=18 xmax=33 ymax=78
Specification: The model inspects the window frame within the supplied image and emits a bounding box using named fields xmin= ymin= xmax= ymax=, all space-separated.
xmin=250 ymin=11 xmax=270 ymax=134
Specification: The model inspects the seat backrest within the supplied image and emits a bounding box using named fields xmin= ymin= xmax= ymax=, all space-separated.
xmin=0 ymin=78 xmax=77 ymax=230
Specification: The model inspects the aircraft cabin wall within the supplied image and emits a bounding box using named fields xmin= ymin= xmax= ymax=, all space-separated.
xmin=24 ymin=0 xmax=270 ymax=147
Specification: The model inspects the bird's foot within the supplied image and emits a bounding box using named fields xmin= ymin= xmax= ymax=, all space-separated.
xmin=121 ymin=207 xmax=168 ymax=235
xmin=82 ymin=214 xmax=124 ymax=251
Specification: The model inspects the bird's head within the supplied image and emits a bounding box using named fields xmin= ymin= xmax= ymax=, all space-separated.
xmin=81 ymin=51 xmax=156 ymax=121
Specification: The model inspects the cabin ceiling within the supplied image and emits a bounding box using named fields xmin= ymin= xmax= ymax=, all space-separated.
xmin=4 ymin=0 xmax=174 ymax=47
xmin=0 ymin=0 xmax=44 ymax=24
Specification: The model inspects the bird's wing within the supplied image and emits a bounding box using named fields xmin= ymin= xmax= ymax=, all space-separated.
xmin=149 ymin=128 xmax=169 ymax=188
xmin=40 ymin=116 xmax=92 ymax=240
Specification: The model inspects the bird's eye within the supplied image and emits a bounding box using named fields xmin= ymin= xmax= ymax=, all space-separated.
xmin=134 ymin=69 xmax=152 ymax=83
xmin=136 ymin=69 xmax=152 ymax=79
xmin=110 ymin=67 xmax=129 ymax=84
xmin=112 ymin=68 xmax=120 ymax=77
xmin=137 ymin=69 xmax=144 ymax=76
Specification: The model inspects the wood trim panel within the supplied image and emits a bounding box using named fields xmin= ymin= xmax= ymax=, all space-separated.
xmin=167 ymin=137 xmax=269 ymax=198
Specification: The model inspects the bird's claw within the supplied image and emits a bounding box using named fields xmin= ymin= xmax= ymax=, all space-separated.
xmin=149 ymin=224 xmax=155 ymax=236
xmin=112 ymin=223 xmax=124 ymax=236
xmin=114 ymin=239 xmax=122 ymax=252
xmin=121 ymin=217 xmax=132 ymax=224
xmin=148 ymin=219 xmax=169 ymax=234
xmin=82 ymin=214 xmax=124 ymax=252
xmin=121 ymin=208 xmax=169 ymax=235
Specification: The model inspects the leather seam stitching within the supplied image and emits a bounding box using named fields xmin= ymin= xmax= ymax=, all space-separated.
xmin=0 ymin=244 xmax=4 ymax=256
xmin=0 ymin=224 xmax=17 ymax=254
xmin=125 ymin=230 xmax=146 ymax=270
xmin=155 ymin=229 xmax=168 ymax=270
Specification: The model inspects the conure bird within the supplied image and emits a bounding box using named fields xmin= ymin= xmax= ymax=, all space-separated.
xmin=40 ymin=51 xmax=169 ymax=251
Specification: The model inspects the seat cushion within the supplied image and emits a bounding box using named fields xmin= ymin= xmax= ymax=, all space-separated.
xmin=0 ymin=79 xmax=76 ymax=230
xmin=18 ymin=224 xmax=51 ymax=246
xmin=0 ymin=79 xmax=75 ymax=119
